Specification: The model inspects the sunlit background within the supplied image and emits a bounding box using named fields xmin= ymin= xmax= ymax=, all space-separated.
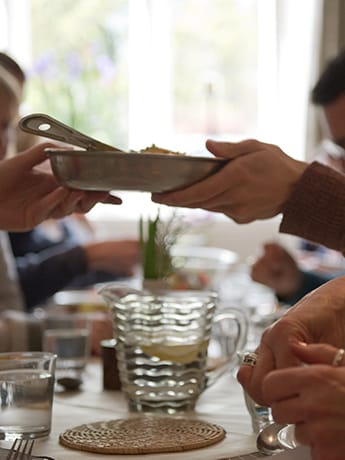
xmin=1 ymin=0 xmax=344 ymax=257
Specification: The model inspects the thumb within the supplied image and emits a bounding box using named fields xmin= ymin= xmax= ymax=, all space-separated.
xmin=16 ymin=142 xmax=57 ymax=169
xmin=205 ymin=138 xmax=264 ymax=159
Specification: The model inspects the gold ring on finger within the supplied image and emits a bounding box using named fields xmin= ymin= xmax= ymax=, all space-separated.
xmin=332 ymin=348 xmax=345 ymax=366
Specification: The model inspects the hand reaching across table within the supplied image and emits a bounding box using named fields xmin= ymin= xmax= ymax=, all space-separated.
xmin=250 ymin=242 xmax=304 ymax=300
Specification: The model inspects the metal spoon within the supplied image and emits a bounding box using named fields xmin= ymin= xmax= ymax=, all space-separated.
xmin=256 ymin=423 xmax=287 ymax=455
xmin=19 ymin=113 xmax=124 ymax=151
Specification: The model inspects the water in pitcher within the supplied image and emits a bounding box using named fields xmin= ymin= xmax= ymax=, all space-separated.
xmin=100 ymin=286 xmax=248 ymax=414
xmin=117 ymin=339 xmax=210 ymax=413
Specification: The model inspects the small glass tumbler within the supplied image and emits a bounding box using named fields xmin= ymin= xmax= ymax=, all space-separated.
xmin=43 ymin=313 xmax=90 ymax=384
xmin=0 ymin=351 xmax=56 ymax=440
xmin=243 ymin=390 xmax=273 ymax=433
xmin=237 ymin=350 xmax=273 ymax=433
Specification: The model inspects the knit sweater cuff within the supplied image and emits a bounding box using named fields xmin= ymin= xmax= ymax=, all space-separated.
xmin=280 ymin=161 xmax=345 ymax=253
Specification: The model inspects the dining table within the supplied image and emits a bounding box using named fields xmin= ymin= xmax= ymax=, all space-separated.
xmin=0 ymin=358 xmax=263 ymax=460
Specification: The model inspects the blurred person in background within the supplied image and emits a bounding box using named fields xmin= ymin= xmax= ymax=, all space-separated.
xmin=0 ymin=54 xmax=138 ymax=353
xmin=0 ymin=51 xmax=35 ymax=153
xmin=0 ymin=52 xmax=140 ymax=308
xmin=251 ymin=49 xmax=345 ymax=305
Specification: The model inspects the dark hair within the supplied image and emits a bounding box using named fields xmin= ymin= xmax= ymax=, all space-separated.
xmin=0 ymin=52 xmax=26 ymax=85
xmin=311 ymin=49 xmax=345 ymax=105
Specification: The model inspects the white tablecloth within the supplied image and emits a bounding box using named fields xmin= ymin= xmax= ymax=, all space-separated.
xmin=1 ymin=360 xmax=259 ymax=460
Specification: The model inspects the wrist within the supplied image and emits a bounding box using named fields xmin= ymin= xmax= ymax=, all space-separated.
xmin=83 ymin=243 xmax=101 ymax=271
xmin=280 ymin=159 xmax=308 ymax=211
xmin=277 ymin=270 xmax=304 ymax=301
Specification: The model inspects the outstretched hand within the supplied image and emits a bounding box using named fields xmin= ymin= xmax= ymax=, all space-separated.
xmin=0 ymin=143 xmax=121 ymax=231
xmin=152 ymin=139 xmax=307 ymax=223
xmin=250 ymin=242 xmax=303 ymax=298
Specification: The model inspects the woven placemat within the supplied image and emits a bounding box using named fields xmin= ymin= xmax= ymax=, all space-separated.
xmin=59 ymin=416 xmax=226 ymax=454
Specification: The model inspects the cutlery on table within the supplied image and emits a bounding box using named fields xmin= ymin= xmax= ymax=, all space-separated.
xmin=0 ymin=447 xmax=54 ymax=460
xmin=32 ymin=457 xmax=55 ymax=460
xmin=256 ymin=422 xmax=287 ymax=455
xmin=217 ymin=452 xmax=267 ymax=459
xmin=6 ymin=439 xmax=34 ymax=459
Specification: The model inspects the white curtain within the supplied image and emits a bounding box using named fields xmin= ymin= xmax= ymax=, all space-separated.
xmin=270 ymin=0 xmax=323 ymax=161
xmin=0 ymin=0 xmax=31 ymax=66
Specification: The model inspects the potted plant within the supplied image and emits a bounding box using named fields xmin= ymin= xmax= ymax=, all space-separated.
xmin=139 ymin=209 xmax=184 ymax=290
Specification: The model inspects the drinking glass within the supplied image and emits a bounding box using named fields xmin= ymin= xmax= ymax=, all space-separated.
xmin=0 ymin=351 xmax=56 ymax=439
xmin=43 ymin=313 xmax=90 ymax=383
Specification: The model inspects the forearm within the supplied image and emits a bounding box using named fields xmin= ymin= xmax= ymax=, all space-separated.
xmin=16 ymin=246 xmax=88 ymax=310
xmin=280 ymin=162 xmax=345 ymax=252
xmin=9 ymin=224 xmax=80 ymax=257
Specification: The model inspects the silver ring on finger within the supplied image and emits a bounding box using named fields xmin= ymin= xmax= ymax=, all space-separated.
xmin=332 ymin=348 xmax=345 ymax=366
xmin=242 ymin=351 xmax=258 ymax=367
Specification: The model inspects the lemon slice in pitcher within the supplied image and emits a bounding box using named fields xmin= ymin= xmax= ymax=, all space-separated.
xmin=141 ymin=340 xmax=208 ymax=364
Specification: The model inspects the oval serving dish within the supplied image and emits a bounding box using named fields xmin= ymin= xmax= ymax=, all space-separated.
xmin=45 ymin=149 xmax=227 ymax=193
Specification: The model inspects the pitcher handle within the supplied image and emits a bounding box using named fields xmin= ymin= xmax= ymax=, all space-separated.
xmin=205 ymin=307 xmax=248 ymax=388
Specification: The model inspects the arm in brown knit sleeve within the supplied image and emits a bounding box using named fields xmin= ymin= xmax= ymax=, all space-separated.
xmin=280 ymin=161 xmax=345 ymax=253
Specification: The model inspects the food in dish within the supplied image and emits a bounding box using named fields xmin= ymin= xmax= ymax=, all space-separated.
xmin=139 ymin=144 xmax=185 ymax=155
